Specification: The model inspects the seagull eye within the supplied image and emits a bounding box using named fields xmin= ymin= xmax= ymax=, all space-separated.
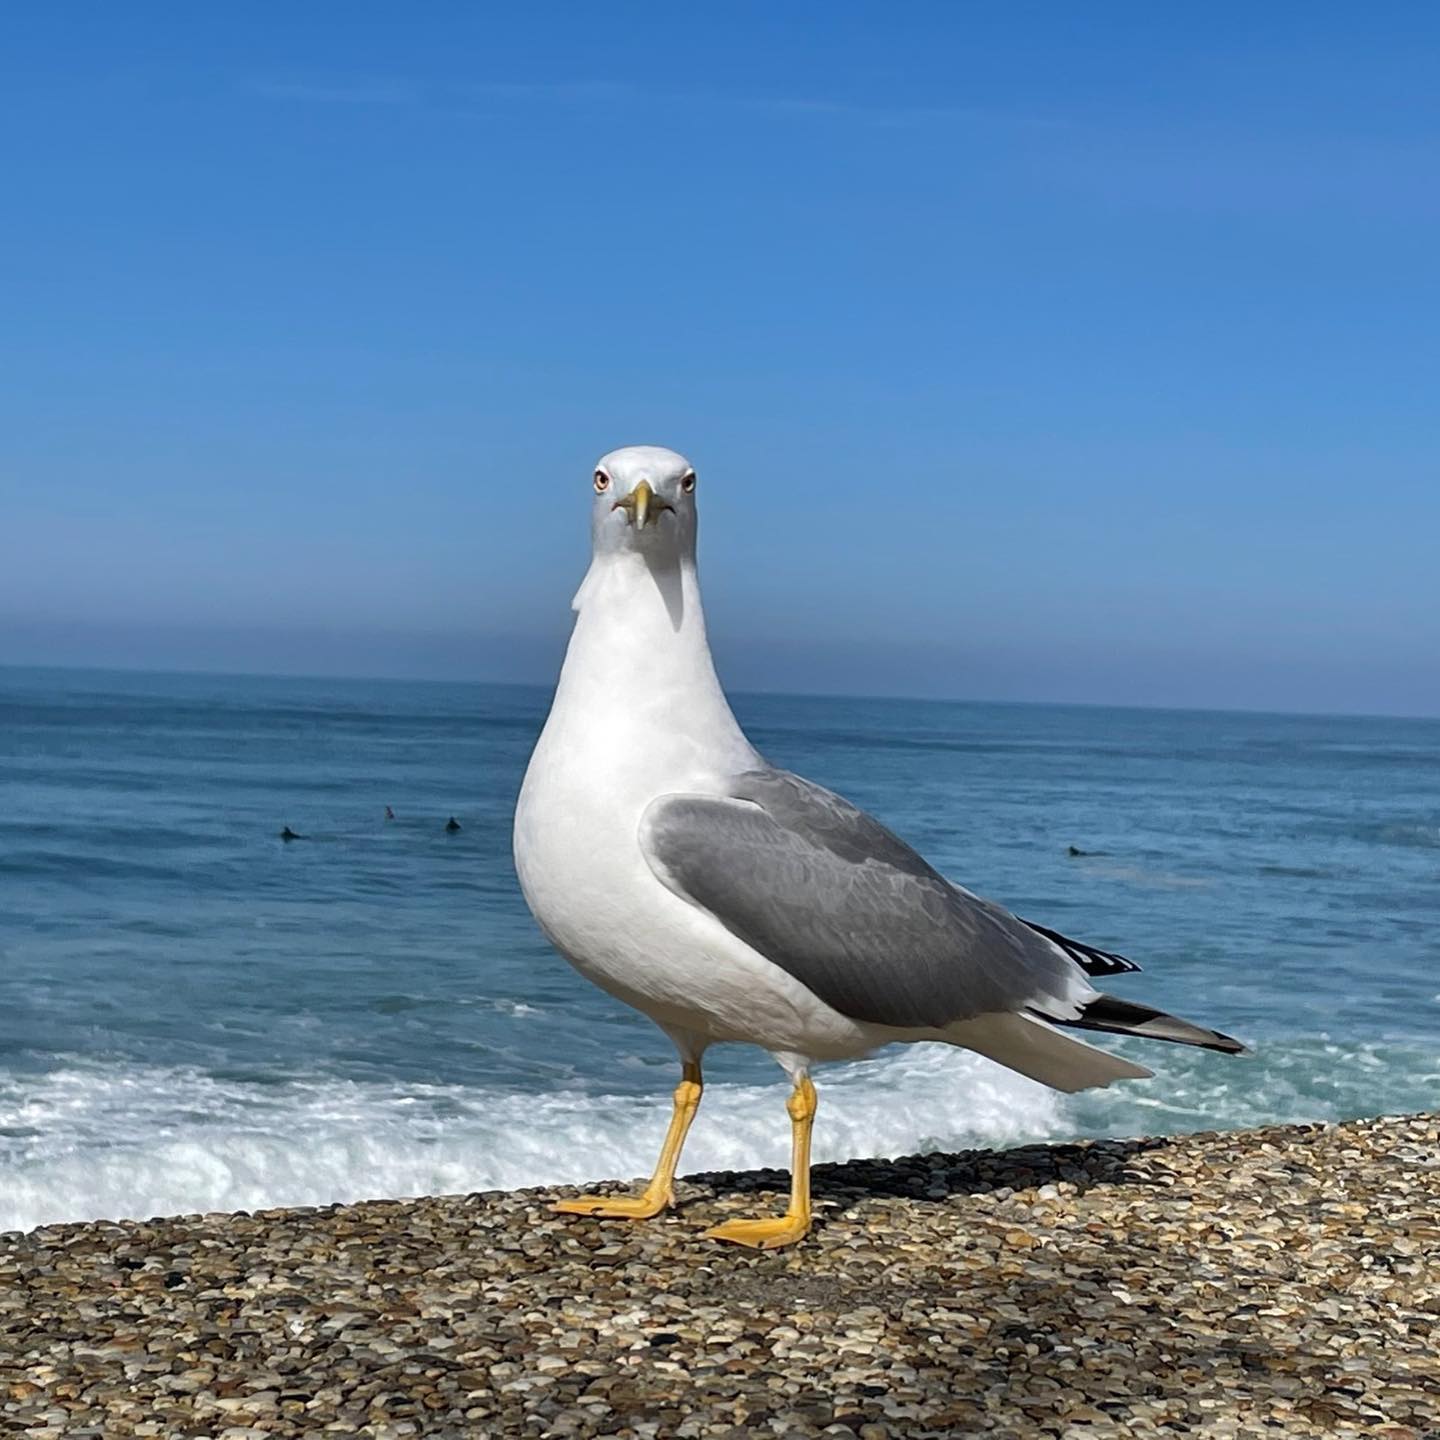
xmin=593 ymin=471 xmax=611 ymax=494
xmin=681 ymin=471 xmax=696 ymax=493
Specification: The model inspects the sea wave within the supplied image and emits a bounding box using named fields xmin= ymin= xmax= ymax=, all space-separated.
xmin=6 ymin=1033 xmax=1436 ymax=1236
xmin=0 ymin=1048 xmax=1062 ymax=1234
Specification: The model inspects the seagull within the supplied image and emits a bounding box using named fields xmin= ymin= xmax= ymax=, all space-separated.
xmin=514 ymin=445 xmax=1244 ymax=1249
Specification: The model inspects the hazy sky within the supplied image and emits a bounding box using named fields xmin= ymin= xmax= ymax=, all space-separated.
xmin=3 ymin=4 xmax=1438 ymax=714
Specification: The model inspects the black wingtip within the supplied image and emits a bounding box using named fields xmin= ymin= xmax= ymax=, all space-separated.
xmin=1020 ymin=918 xmax=1142 ymax=977
xmin=1046 ymin=993 xmax=1249 ymax=1056
xmin=1203 ymin=1030 xmax=1250 ymax=1057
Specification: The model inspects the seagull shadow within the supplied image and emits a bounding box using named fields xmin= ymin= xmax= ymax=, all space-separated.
xmin=670 ymin=1134 xmax=1275 ymax=1383
xmin=685 ymin=1132 xmax=1176 ymax=1212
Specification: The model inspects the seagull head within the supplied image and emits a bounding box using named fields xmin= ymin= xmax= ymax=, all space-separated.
xmin=590 ymin=445 xmax=698 ymax=559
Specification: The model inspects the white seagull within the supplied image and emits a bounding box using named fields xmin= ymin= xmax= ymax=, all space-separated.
xmin=514 ymin=446 xmax=1244 ymax=1249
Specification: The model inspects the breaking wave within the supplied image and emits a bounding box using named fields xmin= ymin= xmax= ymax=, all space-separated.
xmin=0 ymin=1047 xmax=1060 ymax=1233
xmin=6 ymin=1031 xmax=1436 ymax=1235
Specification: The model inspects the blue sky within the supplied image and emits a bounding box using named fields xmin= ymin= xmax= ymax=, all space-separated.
xmin=2 ymin=4 xmax=1437 ymax=714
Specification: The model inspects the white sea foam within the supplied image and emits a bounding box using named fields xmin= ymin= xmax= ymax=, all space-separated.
xmin=0 ymin=1048 xmax=1061 ymax=1234
xmin=6 ymin=1036 xmax=1433 ymax=1235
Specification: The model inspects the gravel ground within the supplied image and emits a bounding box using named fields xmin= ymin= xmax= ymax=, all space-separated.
xmin=2 ymin=1112 xmax=1437 ymax=1439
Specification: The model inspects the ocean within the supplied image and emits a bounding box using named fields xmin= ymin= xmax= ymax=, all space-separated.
xmin=2 ymin=665 xmax=1436 ymax=1234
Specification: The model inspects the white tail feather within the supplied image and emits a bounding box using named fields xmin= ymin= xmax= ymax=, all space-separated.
xmin=945 ymin=1012 xmax=1153 ymax=1094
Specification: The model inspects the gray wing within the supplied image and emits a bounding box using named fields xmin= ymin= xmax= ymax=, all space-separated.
xmin=639 ymin=767 xmax=1102 ymax=1029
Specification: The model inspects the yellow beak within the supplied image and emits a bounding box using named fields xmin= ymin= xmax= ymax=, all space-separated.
xmin=612 ymin=479 xmax=672 ymax=529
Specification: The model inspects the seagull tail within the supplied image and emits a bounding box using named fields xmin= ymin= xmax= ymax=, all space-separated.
xmin=1042 ymin=993 xmax=1248 ymax=1056
xmin=944 ymin=1012 xmax=1154 ymax=1094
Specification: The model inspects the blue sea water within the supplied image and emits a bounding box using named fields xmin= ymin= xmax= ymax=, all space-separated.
xmin=1 ymin=665 xmax=1437 ymax=1233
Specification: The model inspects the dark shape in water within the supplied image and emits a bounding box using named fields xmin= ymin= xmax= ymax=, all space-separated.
xmin=385 ymin=806 xmax=396 ymax=821
xmin=280 ymin=826 xmax=305 ymax=842
xmin=445 ymin=816 xmax=462 ymax=833
xmin=1067 ymin=845 xmax=1108 ymax=858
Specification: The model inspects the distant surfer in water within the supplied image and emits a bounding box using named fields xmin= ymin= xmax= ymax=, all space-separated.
xmin=280 ymin=826 xmax=305 ymax=842
xmin=445 ymin=816 xmax=462 ymax=833
xmin=385 ymin=806 xmax=396 ymax=821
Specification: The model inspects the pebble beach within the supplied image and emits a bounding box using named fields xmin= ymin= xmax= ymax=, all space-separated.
xmin=3 ymin=1112 xmax=1436 ymax=1439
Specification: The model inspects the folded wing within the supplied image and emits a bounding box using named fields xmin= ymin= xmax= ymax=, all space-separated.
xmin=640 ymin=767 xmax=1096 ymax=1029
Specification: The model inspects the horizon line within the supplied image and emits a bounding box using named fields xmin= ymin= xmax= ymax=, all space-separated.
xmin=3 ymin=658 xmax=1437 ymax=728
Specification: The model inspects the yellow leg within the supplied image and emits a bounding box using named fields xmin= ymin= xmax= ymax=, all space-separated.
xmin=705 ymin=1075 xmax=816 ymax=1249
xmin=553 ymin=1063 xmax=702 ymax=1220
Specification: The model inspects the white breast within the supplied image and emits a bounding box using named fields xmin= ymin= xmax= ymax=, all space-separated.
xmin=513 ymin=549 xmax=876 ymax=1059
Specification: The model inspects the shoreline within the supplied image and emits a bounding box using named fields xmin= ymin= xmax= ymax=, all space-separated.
xmin=2 ymin=1112 xmax=1435 ymax=1438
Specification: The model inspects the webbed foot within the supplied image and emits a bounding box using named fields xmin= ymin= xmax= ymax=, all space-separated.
xmin=552 ymin=1188 xmax=671 ymax=1220
xmin=704 ymin=1212 xmax=810 ymax=1249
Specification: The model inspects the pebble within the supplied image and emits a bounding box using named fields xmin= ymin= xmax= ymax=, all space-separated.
xmin=1 ymin=1113 xmax=1437 ymax=1436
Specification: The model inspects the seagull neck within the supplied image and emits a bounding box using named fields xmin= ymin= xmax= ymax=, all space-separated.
xmin=558 ymin=550 xmax=751 ymax=759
